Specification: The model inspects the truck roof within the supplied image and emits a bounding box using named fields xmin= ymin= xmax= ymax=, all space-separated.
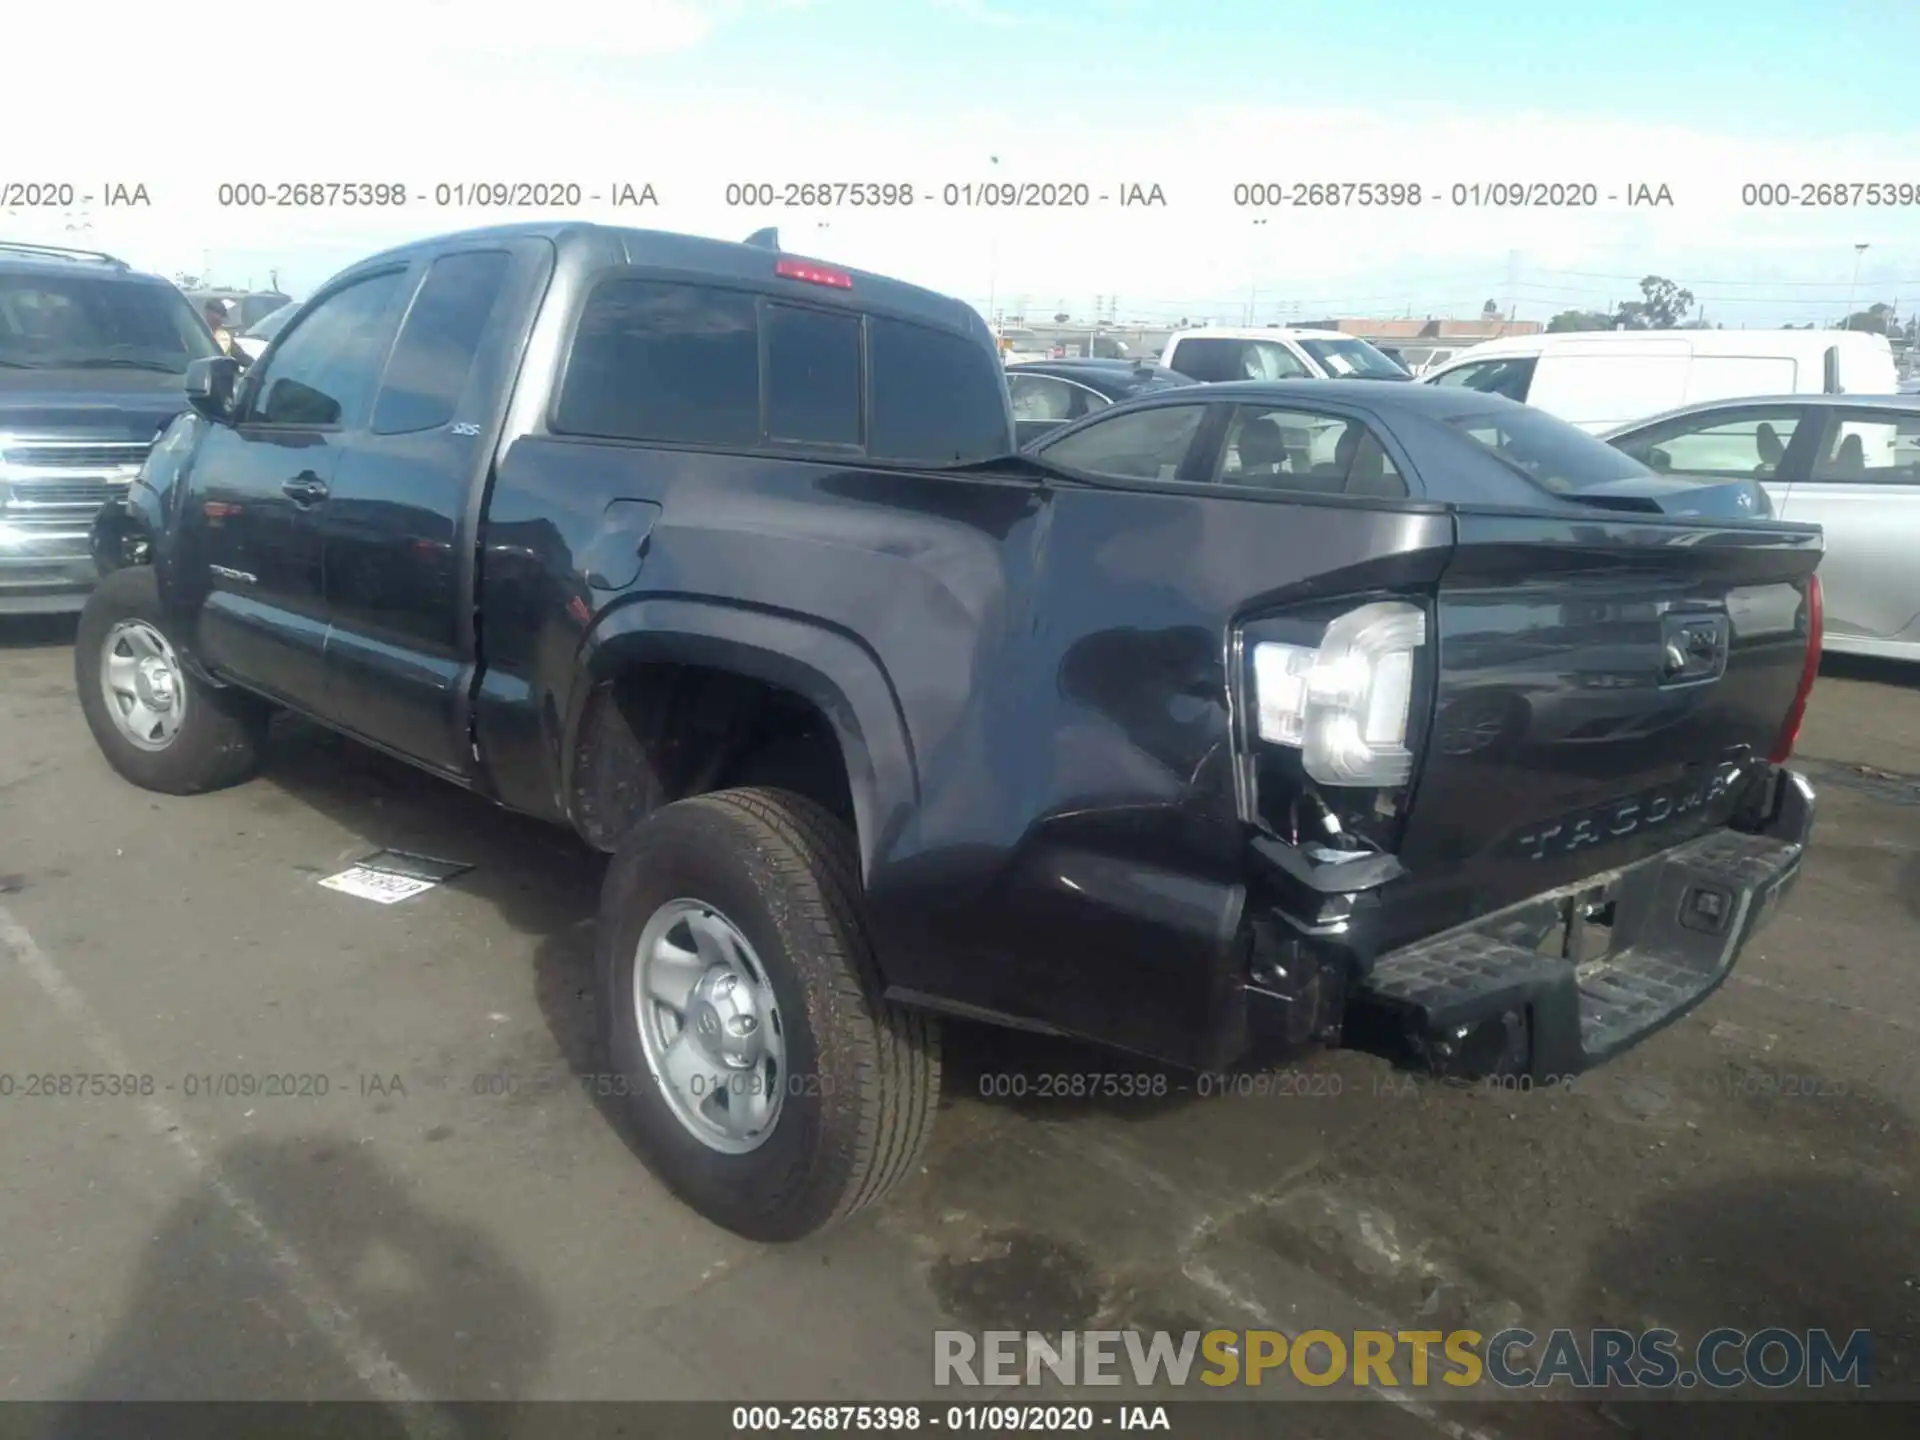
xmin=0 ymin=241 xmax=152 ymax=281
xmin=1438 ymin=328 xmax=1895 ymax=363
xmin=1166 ymin=326 xmax=1356 ymax=342
xmin=342 ymin=222 xmax=989 ymax=341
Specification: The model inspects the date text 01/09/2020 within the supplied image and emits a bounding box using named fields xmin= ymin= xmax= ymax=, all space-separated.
xmin=212 ymin=182 xmax=662 ymax=208
xmin=721 ymin=182 xmax=1168 ymax=208
xmin=1229 ymin=181 xmax=1675 ymax=208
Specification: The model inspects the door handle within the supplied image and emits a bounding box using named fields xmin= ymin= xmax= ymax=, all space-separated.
xmin=283 ymin=471 xmax=330 ymax=505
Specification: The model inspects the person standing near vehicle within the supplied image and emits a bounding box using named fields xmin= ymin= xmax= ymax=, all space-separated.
xmin=202 ymin=299 xmax=236 ymax=355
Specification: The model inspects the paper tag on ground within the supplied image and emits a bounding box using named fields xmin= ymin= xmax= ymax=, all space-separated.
xmin=319 ymin=865 xmax=438 ymax=904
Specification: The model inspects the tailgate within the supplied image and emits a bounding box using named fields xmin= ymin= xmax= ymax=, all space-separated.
xmin=1384 ymin=510 xmax=1821 ymax=947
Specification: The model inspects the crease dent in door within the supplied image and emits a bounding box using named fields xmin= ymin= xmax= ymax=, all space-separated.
xmin=580 ymin=500 xmax=664 ymax=592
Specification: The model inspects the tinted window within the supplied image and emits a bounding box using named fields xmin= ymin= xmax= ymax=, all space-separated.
xmin=1170 ymin=337 xmax=1311 ymax=383
xmin=868 ymin=317 xmax=1011 ymax=465
xmin=1442 ymin=404 xmax=1651 ymax=494
xmin=372 ymin=252 xmax=511 ymax=435
xmin=1039 ymin=403 xmax=1207 ymax=481
xmin=1431 ymin=356 xmax=1536 ymax=401
xmin=1808 ymin=410 xmax=1920 ymax=484
xmin=766 ymin=303 xmax=861 ymax=446
xmin=248 ymin=270 xmax=405 ymax=427
xmin=556 ymin=279 xmax=759 ymax=445
xmin=0 ymin=274 xmax=217 ymax=372
xmin=1611 ymin=407 xmax=1807 ymax=479
xmin=1218 ymin=406 xmax=1407 ymax=497
xmin=1008 ymin=373 xmax=1109 ymax=423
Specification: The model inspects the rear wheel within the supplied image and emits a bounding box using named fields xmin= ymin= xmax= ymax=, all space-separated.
xmin=75 ymin=566 xmax=268 ymax=794
xmin=596 ymin=787 xmax=940 ymax=1240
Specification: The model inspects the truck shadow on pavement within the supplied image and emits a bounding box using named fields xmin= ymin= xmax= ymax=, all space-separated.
xmin=253 ymin=714 xmax=1221 ymax=1137
xmin=50 ymin=1134 xmax=553 ymax=1434
xmin=1567 ymin=1171 xmax=1917 ymax=1433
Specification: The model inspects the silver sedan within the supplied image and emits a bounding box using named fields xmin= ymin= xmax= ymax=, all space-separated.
xmin=1605 ymin=394 xmax=1920 ymax=663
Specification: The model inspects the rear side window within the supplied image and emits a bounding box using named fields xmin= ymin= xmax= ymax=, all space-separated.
xmin=1808 ymin=410 xmax=1920 ymax=484
xmin=556 ymin=279 xmax=759 ymax=445
xmin=372 ymin=251 xmax=512 ymax=435
xmin=1217 ymin=405 xmax=1407 ymax=497
xmin=1441 ymin=404 xmax=1650 ymax=494
xmin=556 ymin=282 xmax=1009 ymax=463
xmin=1038 ymin=403 xmax=1207 ymax=481
xmin=868 ymin=317 xmax=1010 ymax=465
xmin=1611 ymin=406 xmax=1808 ymax=479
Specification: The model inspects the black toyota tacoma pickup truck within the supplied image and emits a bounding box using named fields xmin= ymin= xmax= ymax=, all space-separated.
xmin=80 ymin=222 xmax=1821 ymax=1241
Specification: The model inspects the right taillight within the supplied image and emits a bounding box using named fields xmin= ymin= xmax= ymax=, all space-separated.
xmin=1769 ymin=572 xmax=1823 ymax=764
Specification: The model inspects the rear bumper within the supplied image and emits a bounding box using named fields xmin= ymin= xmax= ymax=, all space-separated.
xmin=0 ymin=532 xmax=96 ymax=615
xmin=1352 ymin=768 xmax=1814 ymax=1079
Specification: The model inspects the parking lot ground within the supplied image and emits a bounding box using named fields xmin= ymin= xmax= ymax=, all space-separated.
xmin=2 ymin=615 xmax=1916 ymax=1437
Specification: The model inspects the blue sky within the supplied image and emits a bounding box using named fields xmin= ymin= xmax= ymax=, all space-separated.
xmin=684 ymin=0 xmax=1918 ymax=139
xmin=11 ymin=1 xmax=1919 ymax=325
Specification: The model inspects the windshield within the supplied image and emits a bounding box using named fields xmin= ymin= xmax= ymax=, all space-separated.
xmin=1298 ymin=337 xmax=1410 ymax=379
xmin=0 ymin=274 xmax=218 ymax=373
xmin=245 ymin=302 xmax=299 ymax=342
xmin=1443 ymin=405 xmax=1654 ymax=494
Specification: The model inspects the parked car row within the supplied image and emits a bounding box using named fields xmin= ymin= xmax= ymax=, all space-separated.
xmin=7 ymin=233 xmax=1914 ymax=671
xmin=1010 ymin=321 xmax=1913 ymax=663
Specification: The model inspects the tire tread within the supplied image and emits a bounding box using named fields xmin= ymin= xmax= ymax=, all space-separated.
xmin=674 ymin=787 xmax=941 ymax=1227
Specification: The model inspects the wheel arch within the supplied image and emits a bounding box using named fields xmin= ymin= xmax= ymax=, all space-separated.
xmin=561 ymin=597 xmax=920 ymax=880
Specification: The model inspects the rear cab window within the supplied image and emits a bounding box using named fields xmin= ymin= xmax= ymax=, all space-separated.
xmin=553 ymin=277 xmax=1010 ymax=464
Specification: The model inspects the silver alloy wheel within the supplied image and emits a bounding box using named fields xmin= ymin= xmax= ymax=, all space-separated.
xmin=99 ymin=619 xmax=189 ymax=752
xmin=633 ymin=898 xmax=787 ymax=1154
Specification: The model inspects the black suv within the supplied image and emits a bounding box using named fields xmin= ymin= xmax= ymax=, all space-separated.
xmin=0 ymin=242 xmax=215 ymax=614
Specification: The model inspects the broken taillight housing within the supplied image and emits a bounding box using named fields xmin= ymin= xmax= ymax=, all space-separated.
xmin=1768 ymin=572 xmax=1822 ymax=764
xmin=1252 ymin=600 xmax=1427 ymax=787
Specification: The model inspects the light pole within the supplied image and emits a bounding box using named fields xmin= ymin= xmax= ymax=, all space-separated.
xmin=1246 ymin=217 xmax=1267 ymax=324
xmin=1845 ymin=243 xmax=1869 ymax=328
xmin=985 ymin=154 xmax=1001 ymax=330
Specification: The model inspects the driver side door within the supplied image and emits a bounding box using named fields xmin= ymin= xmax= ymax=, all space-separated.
xmin=185 ymin=268 xmax=407 ymax=713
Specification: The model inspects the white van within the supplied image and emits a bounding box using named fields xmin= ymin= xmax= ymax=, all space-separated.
xmin=1421 ymin=329 xmax=1899 ymax=433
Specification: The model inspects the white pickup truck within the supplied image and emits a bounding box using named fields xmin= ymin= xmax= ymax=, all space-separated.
xmin=1159 ymin=327 xmax=1412 ymax=383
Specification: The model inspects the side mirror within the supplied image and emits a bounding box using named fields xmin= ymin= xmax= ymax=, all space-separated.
xmin=1646 ymin=446 xmax=1673 ymax=473
xmin=185 ymin=355 xmax=242 ymax=422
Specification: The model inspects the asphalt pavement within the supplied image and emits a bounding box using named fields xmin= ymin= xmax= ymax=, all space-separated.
xmin=1 ymin=613 xmax=1915 ymax=1438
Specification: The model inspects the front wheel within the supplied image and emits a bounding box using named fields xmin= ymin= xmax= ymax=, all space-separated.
xmin=596 ymin=787 xmax=941 ymax=1240
xmin=74 ymin=566 xmax=269 ymax=794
